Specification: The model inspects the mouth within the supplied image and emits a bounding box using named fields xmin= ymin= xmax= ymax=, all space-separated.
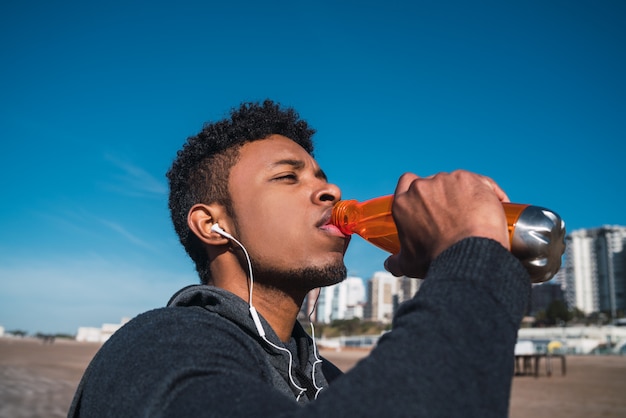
xmin=318 ymin=208 xmax=348 ymax=238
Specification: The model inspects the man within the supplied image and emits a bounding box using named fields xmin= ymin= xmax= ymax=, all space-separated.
xmin=69 ymin=100 xmax=529 ymax=417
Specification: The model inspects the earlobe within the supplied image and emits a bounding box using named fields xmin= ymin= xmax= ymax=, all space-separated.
xmin=187 ymin=204 xmax=231 ymax=246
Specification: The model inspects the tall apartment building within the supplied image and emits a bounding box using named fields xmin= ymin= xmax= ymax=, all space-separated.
xmin=334 ymin=276 xmax=366 ymax=320
xmin=399 ymin=276 xmax=423 ymax=304
xmin=564 ymin=226 xmax=626 ymax=317
xmin=362 ymin=272 xmax=400 ymax=323
xmin=315 ymin=276 xmax=366 ymax=323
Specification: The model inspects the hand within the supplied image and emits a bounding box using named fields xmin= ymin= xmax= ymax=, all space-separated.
xmin=384 ymin=170 xmax=510 ymax=278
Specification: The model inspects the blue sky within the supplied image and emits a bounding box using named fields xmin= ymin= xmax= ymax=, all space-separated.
xmin=1 ymin=0 xmax=624 ymax=334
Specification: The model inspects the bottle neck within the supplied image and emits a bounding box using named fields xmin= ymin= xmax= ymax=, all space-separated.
xmin=330 ymin=199 xmax=360 ymax=235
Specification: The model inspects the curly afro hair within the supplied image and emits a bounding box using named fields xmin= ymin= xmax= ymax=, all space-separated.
xmin=166 ymin=100 xmax=316 ymax=283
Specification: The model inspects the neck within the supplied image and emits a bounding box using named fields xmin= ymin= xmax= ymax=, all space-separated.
xmin=250 ymin=284 xmax=306 ymax=342
xmin=209 ymin=256 xmax=307 ymax=342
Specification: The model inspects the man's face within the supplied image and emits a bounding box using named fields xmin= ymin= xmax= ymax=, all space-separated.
xmin=227 ymin=135 xmax=349 ymax=289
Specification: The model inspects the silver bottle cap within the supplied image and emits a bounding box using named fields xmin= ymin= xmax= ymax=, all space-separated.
xmin=510 ymin=206 xmax=566 ymax=283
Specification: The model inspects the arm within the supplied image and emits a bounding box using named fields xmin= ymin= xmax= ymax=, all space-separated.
xmin=298 ymin=171 xmax=529 ymax=416
xmin=300 ymin=238 xmax=529 ymax=418
xmin=302 ymin=171 xmax=529 ymax=416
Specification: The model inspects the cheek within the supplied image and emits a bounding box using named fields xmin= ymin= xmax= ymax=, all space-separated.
xmin=242 ymin=201 xmax=295 ymax=239
xmin=255 ymin=224 xmax=304 ymax=255
xmin=237 ymin=212 xmax=296 ymax=252
xmin=246 ymin=222 xmax=312 ymax=266
xmin=233 ymin=198 xmax=321 ymax=264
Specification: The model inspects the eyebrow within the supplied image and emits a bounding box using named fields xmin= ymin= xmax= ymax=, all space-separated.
xmin=271 ymin=159 xmax=328 ymax=181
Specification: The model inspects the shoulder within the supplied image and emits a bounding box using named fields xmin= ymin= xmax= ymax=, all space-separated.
xmin=102 ymin=306 xmax=260 ymax=359
xmin=77 ymin=305 xmax=267 ymax=390
xmin=73 ymin=305 xmax=270 ymax=415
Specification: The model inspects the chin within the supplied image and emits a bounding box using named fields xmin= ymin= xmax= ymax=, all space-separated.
xmin=253 ymin=259 xmax=347 ymax=290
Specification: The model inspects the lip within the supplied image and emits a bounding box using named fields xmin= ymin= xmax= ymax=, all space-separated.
xmin=318 ymin=208 xmax=347 ymax=238
xmin=316 ymin=208 xmax=333 ymax=228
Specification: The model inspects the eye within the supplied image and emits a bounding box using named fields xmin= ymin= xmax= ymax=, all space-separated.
xmin=273 ymin=173 xmax=298 ymax=182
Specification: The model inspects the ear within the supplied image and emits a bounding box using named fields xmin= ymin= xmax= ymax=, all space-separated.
xmin=187 ymin=203 xmax=232 ymax=246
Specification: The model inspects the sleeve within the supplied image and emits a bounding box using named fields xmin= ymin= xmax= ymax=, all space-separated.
xmin=294 ymin=237 xmax=531 ymax=418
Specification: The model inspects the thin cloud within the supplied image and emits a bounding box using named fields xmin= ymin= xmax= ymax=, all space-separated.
xmin=103 ymin=154 xmax=167 ymax=198
xmin=97 ymin=217 xmax=158 ymax=252
xmin=31 ymin=203 xmax=163 ymax=254
xmin=35 ymin=208 xmax=95 ymax=237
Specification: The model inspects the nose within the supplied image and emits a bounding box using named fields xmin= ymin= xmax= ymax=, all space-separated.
xmin=314 ymin=182 xmax=341 ymax=205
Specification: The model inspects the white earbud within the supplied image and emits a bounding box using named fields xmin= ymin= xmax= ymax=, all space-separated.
xmin=211 ymin=223 xmax=233 ymax=239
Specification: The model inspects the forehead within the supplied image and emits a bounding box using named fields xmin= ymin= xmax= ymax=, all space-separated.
xmin=234 ymin=134 xmax=317 ymax=171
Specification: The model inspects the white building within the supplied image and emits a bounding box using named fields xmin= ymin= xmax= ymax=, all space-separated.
xmin=565 ymin=226 xmax=626 ymax=316
xmin=332 ymin=276 xmax=366 ymax=320
xmin=518 ymin=325 xmax=626 ymax=354
xmin=316 ymin=284 xmax=334 ymax=324
xmin=76 ymin=318 xmax=130 ymax=343
xmin=399 ymin=276 xmax=423 ymax=304
xmin=366 ymin=271 xmax=402 ymax=323
xmin=316 ymin=277 xmax=366 ymax=323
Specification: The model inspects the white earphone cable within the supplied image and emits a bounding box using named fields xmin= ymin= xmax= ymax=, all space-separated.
xmin=224 ymin=230 xmax=307 ymax=398
xmin=308 ymin=291 xmax=324 ymax=398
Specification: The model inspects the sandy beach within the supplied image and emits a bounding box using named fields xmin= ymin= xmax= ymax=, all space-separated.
xmin=1 ymin=337 xmax=625 ymax=417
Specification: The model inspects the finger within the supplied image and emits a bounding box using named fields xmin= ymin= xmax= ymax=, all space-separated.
xmin=491 ymin=181 xmax=510 ymax=203
xmin=481 ymin=175 xmax=510 ymax=203
xmin=394 ymin=172 xmax=420 ymax=196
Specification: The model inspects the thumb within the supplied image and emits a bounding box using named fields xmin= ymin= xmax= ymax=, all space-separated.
xmin=384 ymin=255 xmax=403 ymax=277
xmin=385 ymin=252 xmax=430 ymax=279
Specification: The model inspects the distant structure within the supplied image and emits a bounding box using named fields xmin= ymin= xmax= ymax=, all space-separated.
xmin=564 ymin=226 xmax=626 ymax=317
xmin=333 ymin=276 xmax=366 ymax=320
xmin=364 ymin=272 xmax=400 ymax=324
xmin=364 ymin=272 xmax=422 ymax=324
xmin=305 ymin=224 xmax=626 ymax=327
xmin=309 ymin=272 xmax=423 ymax=325
xmin=316 ymin=276 xmax=366 ymax=323
xmin=76 ymin=318 xmax=130 ymax=343
xmin=398 ymin=275 xmax=422 ymax=305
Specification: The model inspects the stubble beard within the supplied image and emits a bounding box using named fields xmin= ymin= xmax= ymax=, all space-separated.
xmin=228 ymin=213 xmax=347 ymax=292
xmin=249 ymin=258 xmax=348 ymax=293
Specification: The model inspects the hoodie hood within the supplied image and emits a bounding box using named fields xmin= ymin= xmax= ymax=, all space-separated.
xmin=167 ymin=284 xmax=266 ymax=340
xmin=166 ymin=284 xmax=332 ymax=402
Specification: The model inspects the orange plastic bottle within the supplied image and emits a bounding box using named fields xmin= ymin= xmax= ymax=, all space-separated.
xmin=330 ymin=195 xmax=528 ymax=254
xmin=331 ymin=195 xmax=565 ymax=283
